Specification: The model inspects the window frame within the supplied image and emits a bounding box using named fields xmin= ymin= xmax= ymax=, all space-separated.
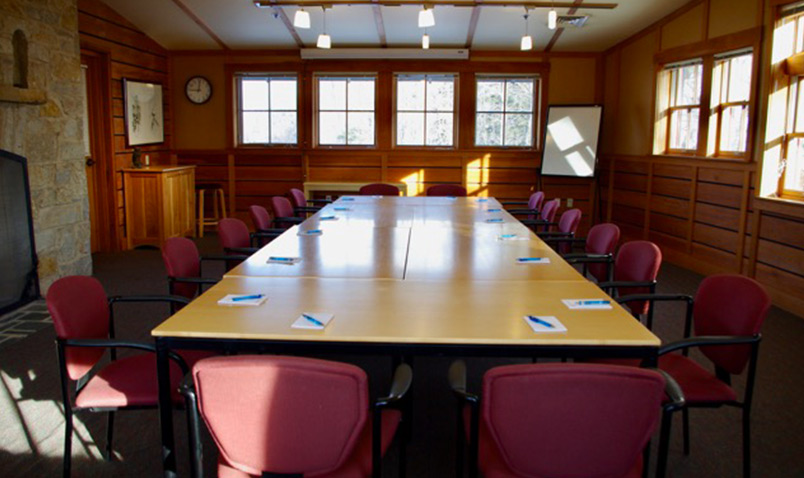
xmin=709 ymin=50 xmax=754 ymax=160
xmin=314 ymin=73 xmax=378 ymax=149
xmin=235 ymin=73 xmax=300 ymax=148
xmin=660 ymin=60 xmax=704 ymax=155
xmin=392 ymin=73 xmax=459 ymax=149
xmin=474 ymin=75 xmax=539 ymax=149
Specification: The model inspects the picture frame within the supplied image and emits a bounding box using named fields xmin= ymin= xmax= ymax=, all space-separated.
xmin=123 ymin=79 xmax=164 ymax=146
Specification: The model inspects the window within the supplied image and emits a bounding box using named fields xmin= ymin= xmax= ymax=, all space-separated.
xmin=709 ymin=51 xmax=753 ymax=156
xmin=395 ymin=74 xmax=456 ymax=147
xmin=237 ymin=75 xmax=297 ymax=145
xmin=664 ymin=61 xmax=703 ymax=152
xmin=782 ymin=76 xmax=804 ymax=195
xmin=317 ymin=76 xmax=375 ymax=146
xmin=475 ymin=77 xmax=536 ymax=147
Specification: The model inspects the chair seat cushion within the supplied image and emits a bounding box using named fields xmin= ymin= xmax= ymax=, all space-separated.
xmin=217 ymin=409 xmax=401 ymax=478
xmin=75 ymin=353 xmax=186 ymax=409
xmin=658 ymin=353 xmax=738 ymax=404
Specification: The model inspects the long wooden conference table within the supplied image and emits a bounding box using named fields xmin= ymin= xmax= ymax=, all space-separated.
xmin=152 ymin=195 xmax=659 ymax=477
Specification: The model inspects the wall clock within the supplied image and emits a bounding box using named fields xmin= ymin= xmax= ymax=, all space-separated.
xmin=185 ymin=76 xmax=212 ymax=105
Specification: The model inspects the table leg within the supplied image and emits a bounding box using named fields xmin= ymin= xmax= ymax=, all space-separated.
xmin=157 ymin=338 xmax=177 ymax=478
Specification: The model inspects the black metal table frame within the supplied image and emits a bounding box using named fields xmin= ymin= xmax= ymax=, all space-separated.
xmin=156 ymin=335 xmax=658 ymax=478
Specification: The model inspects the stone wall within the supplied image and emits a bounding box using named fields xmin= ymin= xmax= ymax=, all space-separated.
xmin=0 ymin=0 xmax=92 ymax=292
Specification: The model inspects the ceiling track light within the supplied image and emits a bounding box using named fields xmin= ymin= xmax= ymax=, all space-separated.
xmin=548 ymin=1 xmax=557 ymax=30
xmin=418 ymin=5 xmax=435 ymax=28
xmin=422 ymin=32 xmax=430 ymax=49
xmin=520 ymin=9 xmax=532 ymax=51
xmin=317 ymin=6 xmax=331 ymax=49
xmin=293 ymin=7 xmax=311 ymax=28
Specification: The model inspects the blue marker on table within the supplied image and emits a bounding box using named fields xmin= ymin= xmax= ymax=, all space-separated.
xmin=486 ymin=218 xmax=504 ymax=223
xmin=302 ymin=314 xmax=325 ymax=327
xmin=487 ymin=208 xmax=502 ymax=212
xmin=334 ymin=207 xmax=350 ymax=211
xmin=517 ymin=257 xmax=545 ymax=263
xmin=320 ymin=215 xmax=337 ymax=220
xmin=500 ymin=233 xmax=517 ymax=239
xmin=341 ymin=197 xmax=355 ymax=201
xmin=527 ymin=315 xmax=554 ymax=328
xmin=578 ymin=300 xmax=610 ymax=306
xmin=477 ymin=198 xmax=489 ymax=202
xmin=231 ymin=294 xmax=264 ymax=302
xmin=302 ymin=229 xmax=323 ymax=235
xmin=269 ymin=256 xmax=295 ymax=262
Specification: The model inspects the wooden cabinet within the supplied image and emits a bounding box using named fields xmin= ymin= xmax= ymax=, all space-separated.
xmin=122 ymin=166 xmax=196 ymax=249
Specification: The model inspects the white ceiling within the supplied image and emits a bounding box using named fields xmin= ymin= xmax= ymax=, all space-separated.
xmin=101 ymin=0 xmax=691 ymax=52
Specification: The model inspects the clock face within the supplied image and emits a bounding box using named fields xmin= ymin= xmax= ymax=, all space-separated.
xmin=185 ymin=76 xmax=212 ymax=105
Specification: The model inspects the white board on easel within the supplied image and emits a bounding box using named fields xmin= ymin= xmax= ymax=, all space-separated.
xmin=540 ymin=105 xmax=603 ymax=178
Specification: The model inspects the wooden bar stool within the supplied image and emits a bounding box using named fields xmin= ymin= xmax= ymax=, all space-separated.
xmin=196 ymin=184 xmax=226 ymax=237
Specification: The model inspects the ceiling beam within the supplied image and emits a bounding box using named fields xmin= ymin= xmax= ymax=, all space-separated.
xmin=544 ymin=0 xmax=582 ymax=52
xmin=269 ymin=0 xmax=306 ymax=48
xmin=255 ymin=1 xmax=616 ymax=9
xmin=465 ymin=3 xmax=482 ymax=49
xmin=371 ymin=0 xmax=388 ymax=47
xmin=170 ymin=0 xmax=230 ymax=50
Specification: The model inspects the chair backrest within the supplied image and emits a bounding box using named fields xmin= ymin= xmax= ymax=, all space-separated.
xmin=248 ymin=205 xmax=272 ymax=231
xmin=162 ymin=237 xmax=201 ymax=299
xmin=426 ymin=184 xmax=467 ymax=197
xmin=614 ymin=241 xmax=662 ymax=316
xmin=46 ymin=276 xmax=109 ymax=381
xmin=192 ymin=355 xmax=369 ymax=477
xmin=557 ymin=208 xmax=582 ymax=234
xmin=482 ymin=363 xmax=664 ymax=478
xmin=359 ymin=183 xmax=400 ymax=196
xmin=585 ymin=223 xmax=621 ymax=282
xmin=217 ymin=218 xmax=251 ymax=250
xmin=288 ymin=188 xmax=308 ymax=209
xmin=270 ymin=196 xmax=295 ymax=220
xmin=539 ymin=198 xmax=560 ymax=224
xmin=527 ymin=191 xmax=545 ymax=211
xmin=694 ymin=275 xmax=770 ymax=375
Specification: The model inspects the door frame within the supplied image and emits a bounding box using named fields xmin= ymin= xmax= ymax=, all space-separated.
xmin=81 ymin=49 xmax=118 ymax=252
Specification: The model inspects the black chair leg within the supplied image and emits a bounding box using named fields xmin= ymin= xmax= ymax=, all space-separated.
xmin=398 ymin=431 xmax=407 ymax=478
xmin=656 ymin=408 xmax=674 ymax=478
xmin=63 ymin=407 xmax=73 ymax=478
xmin=743 ymin=408 xmax=751 ymax=478
xmin=641 ymin=439 xmax=650 ymax=478
xmin=455 ymin=404 xmax=464 ymax=478
xmin=104 ymin=411 xmax=115 ymax=461
xmin=682 ymin=408 xmax=690 ymax=455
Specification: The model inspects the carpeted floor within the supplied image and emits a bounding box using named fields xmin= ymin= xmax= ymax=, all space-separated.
xmin=1 ymin=235 xmax=803 ymax=477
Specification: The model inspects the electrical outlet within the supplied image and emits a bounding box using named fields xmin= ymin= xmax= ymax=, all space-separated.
xmin=567 ymin=198 xmax=574 ymax=207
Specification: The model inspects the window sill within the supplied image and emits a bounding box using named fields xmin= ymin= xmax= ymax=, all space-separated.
xmin=755 ymin=195 xmax=804 ymax=218
xmin=652 ymin=153 xmax=752 ymax=164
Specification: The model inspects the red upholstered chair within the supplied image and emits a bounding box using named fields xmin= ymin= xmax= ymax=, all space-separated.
xmin=270 ymin=196 xmax=304 ymax=229
xmin=611 ymin=274 xmax=770 ymax=478
xmin=502 ymin=191 xmax=545 ymax=221
xmin=288 ymin=187 xmax=330 ymax=217
xmin=448 ymin=361 xmax=682 ymax=478
xmin=426 ymin=184 xmax=467 ymax=197
xmin=599 ymin=240 xmax=662 ymax=327
xmin=520 ymin=198 xmax=559 ymax=232
xmin=181 ymin=355 xmax=413 ymax=478
xmin=162 ymin=237 xmax=225 ymax=303
xmin=359 ymin=183 xmax=401 ymax=196
xmin=47 ymin=276 xmax=191 ymax=478
xmin=564 ymin=223 xmax=621 ymax=283
xmin=217 ymin=217 xmax=281 ymax=265
xmin=537 ymin=208 xmax=582 ymax=254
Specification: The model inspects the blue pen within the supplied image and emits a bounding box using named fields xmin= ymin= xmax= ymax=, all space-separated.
xmin=500 ymin=234 xmax=517 ymax=239
xmin=269 ymin=256 xmax=294 ymax=262
xmin=527 ymin=315 xmax=554 ymax=328
xmin=579 ymin=300 xmax=610 ymax=306
xmin=477 ymin=198 xmax=489 ymax=202
xmin=518 ymin=257 xmax=544 ymax=262
xmin=487 ymin=208 xmax=502 ymax=212
xmin=304 ymin=229 xmax=323 ymax=235
xmin=232 ymin=294 xmax=264 ymax=302
xmin=334 ymin=207 xmax=350 ymax=211
xmin=487 ymin=218 xmax=503 ymax=223
xmin=341 ymin=197 xmax=355 ymax=201
xmin=320 ymin=215 xmax=337 ymax=220
xmin=302 ymin=314 xmax=325 ymax=327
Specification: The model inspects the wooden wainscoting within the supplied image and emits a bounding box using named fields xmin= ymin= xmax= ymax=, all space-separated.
xmin=600 ymin=153 xmax=804 ymax=316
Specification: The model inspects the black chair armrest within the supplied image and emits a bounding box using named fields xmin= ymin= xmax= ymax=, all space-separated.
xmin=658 ymin=334 xmax=761 ymax=356
xmin=537 ymin=231 xmax=573 ymax=238
xmin=273 ymin=216 xmax=304 ymax=225
xmin=563 ymin=253 xmax=612 ymax=263
xmin=599 ymin=280 xmax=658 ymax=290
xmin=200 ymin=254 xmax=242 ymax=263
xmin=223 ymin=247 xmax=256 ymax=256
xmin=255 ymin=228 xmax=287 ymax=236
xmin=500 ymin=201 xmax=528 ymax=206
xmin=108 ymin=295 xmax=190 ymax=307
xmin=61 ymin=338 xmax=189 ymax=374
xmin=295 ymin=206 xmax=321 ymax=213
xmin=520 ymin=219 xmax=557 ymax=227
xmin=655 ymin=369 xmax=685 ymax=411
xmin=170 ymin=276 xmax=220 ymax=285
xmin=506 ymin=208 xmax=539 ymax=215
xmin=308 ymin=198 xmax=332 ymax=205
xmin=375 ymin=363 xmax=413 ymax=409
xmin=447 ymin=360 xmax=479 ymax=404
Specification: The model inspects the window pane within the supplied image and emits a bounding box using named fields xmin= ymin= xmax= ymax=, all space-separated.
xmin=719 ymin=105 xmax=748 ymax=153
xmin=319 ymin=79 xmax=346 ymax=110
xmin=242 ymin=112 xmax=270 ymax=143
xmin=796 ymin=80 xmax=804 ymax=134
xmin=397 ymin=77 xmax=425 ymax=111
xmin=348 ymin=79 xmax=374 ymax=111
xmin=476 ymin=80 xmax=503 ymax=112
xmin=785 ymin=138 xmax=804 ymax=191
xmin=504 ymin=114 xmax=532 ymax=146
xmin=426 ymin=78 xmax=454 ymax=112
xmin=242 ymin=80 xmax=269 ymax=110
xmin=347 ymin=112 xmax=374 ymax=145
xmin=506 ymin=80 xmax=533 ymax=113
xmin=673 ymin=64 xmax=702 ymax=106
xmin=270 ymin=79 xmax=296 ymax=111
xmin=319 ymin=111 xmax=346 ymax=145
xmin=727 ymin=54 xmax=752 ymax=103
xmin=270 ymin=112 xmax=296 ymax=144
xmin=426 ymin=113 xmax=453 ymax=146
xmin=476 ymin=113 xmax=503 ymax=146
xmin=669 ymin=108 xmax=699 ymax=150
xmin=397 ymin=112 xmax=424 ymax=145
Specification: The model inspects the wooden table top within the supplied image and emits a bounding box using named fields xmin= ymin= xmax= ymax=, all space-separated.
xmin=153 ymin=277 xmax=659 ymax=347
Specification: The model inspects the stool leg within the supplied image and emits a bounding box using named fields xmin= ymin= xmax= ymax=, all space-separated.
xmin=197 ymin=190 xmax=205 ymax=238
xmin=219 ymin=189 xmax=227 ymax=218
xmin=213 ymin=190 xmax=219 ymax=222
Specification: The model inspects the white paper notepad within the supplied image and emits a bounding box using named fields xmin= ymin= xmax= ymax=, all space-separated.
xmin=562 ymin=299 xmax=613 ymax=310
xmin=523 ymin=315 xmax=567 ymax=333
xmin=217 ymin=294 xmax=268 ymax=307
xmin=291 ymin=313 xmax=334 ymax=330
